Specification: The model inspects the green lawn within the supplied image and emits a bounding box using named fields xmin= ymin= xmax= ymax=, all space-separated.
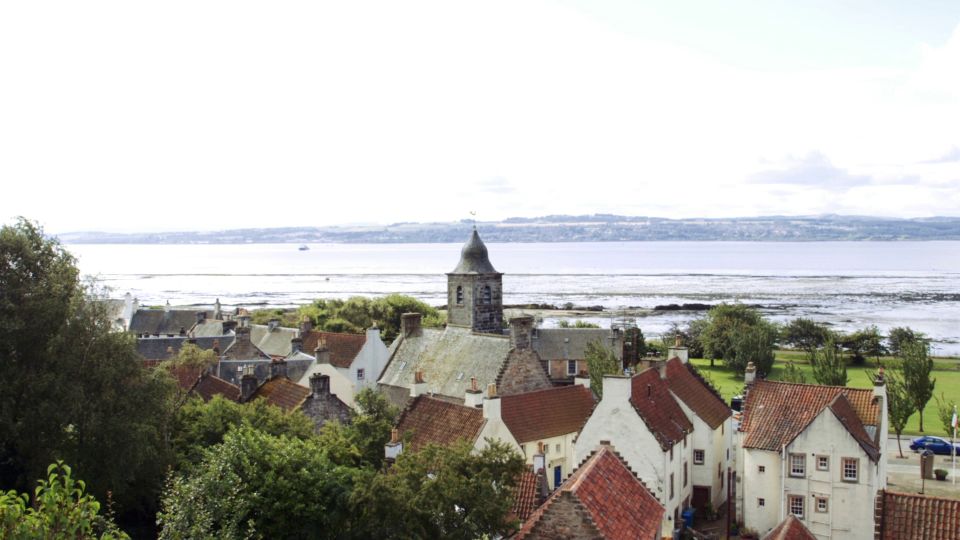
xmin=690 ymin=353 xmax=960 ymax=437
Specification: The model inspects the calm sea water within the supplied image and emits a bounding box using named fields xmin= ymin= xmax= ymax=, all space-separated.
xmin=68 ymin=241 xmax=960 ymax=355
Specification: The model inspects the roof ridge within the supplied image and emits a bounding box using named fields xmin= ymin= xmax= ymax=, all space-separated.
xmin=883 ymin=489 xmax=960 ymax=504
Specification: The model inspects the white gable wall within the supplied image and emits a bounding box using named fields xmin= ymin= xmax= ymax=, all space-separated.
xmin=674 ymin=396 xmax=733 ymax=510
xmin=351 ymin=328 xmax=390 ymax=393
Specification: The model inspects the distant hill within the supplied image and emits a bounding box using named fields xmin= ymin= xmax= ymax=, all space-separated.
xmin=57 ymin=215 xmax=960 ymax=244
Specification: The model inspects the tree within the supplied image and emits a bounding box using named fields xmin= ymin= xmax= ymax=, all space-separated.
xmin=838 ymin=326 xmax=885 ymax=366
xmin=349 ymin=440 xmax=525 ymax=540
xmin=0 ymin=462 xmax=128 ymax=539
xmin=901 ymin=340 xmax=936 ymax=432
xmin=811 ymin=339 xmax=848 ymax=386
xmin=700 ymin=304 xmax=775 ymax=371
xmin=170 ymin=395 xmax=315 ymax=471
xmin=935 ymin=394 xmax=958 ymax=439
xmin=317 ymin=388 xmax=399 ymax=470
xmin=886 ymin=371 xmax=914 ymax=458
xmin=780 ymin=361 xmax=806 ymax=384
xmin=887 ymin=326 xmax=928 ymax=357
xmin=557 ymin=319 xmax=600 ymax=328
xmin=731 ymin=324 xmax=777 ymax=376
xmin=780 ymin=318 xmax=831 ymax=359
xmin=585 ymin=339 xmax=621 ymax=400
xmin=296 ymin=294 xmax=443 ymax=341
xmin=0 ymin=219 xmax=174 ymax=516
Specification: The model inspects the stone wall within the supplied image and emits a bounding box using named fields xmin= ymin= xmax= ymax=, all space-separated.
xmin=300 ymin=393 xmax=353 ymax=433
xmin=498 ymin=347 xmax=552 ymax=396
xmin=523 ymin=492 xmax=601 ymax=539
xmin=447 ymin=273 xmax=503 ymax=334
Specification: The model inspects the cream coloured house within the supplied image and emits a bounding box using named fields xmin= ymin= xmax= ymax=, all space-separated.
xmin=737 ymin=372 xmax=887 ymax=540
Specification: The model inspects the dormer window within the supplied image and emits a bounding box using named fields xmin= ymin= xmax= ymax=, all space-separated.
xmin=482 ymin=285 xmax=492 ymax=304
xmin=456 ymin=286 xmax=464 ymax=305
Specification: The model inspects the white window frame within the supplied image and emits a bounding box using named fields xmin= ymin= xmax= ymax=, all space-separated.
xmin=842 ymin=457 xmax=859 ymax=482
xmin=694 ymin=449 xmax=705 ymax=465
xmin=566 ymin=359 xmax=577 ymax=376
xmin=788 ymin=495 xmax=805 ymax=519
xmin=356 ymin=368 xmax=365 ymax=381
xmin=789 ymin=453 xmax=806 ymax=477
xmin=816 ymin=496 xmax=829 ymax=513
xmin=817 ymin=455 xmax=829 ymax=471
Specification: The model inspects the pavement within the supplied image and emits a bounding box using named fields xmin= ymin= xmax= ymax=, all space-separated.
xmin=886 ymin=435 xmax=960 ymax=499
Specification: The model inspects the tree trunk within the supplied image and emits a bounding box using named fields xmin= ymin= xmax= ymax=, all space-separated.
xmin=896 ymin=433 xmax=904 ymax=459
xmin=919 ymin=408 xmax=924 ymax=432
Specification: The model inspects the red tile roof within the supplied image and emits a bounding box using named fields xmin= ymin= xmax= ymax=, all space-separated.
xmin=630 ymin=368 xmax=694 ymax=451
xmin=301 ymin=331 xmax=366 ymax=368
xmin=194 ymin=374 xmax=240 ymax=402
xmin=518 ymin=444 xmax=664 ymax=539
xmin=877 ymin=490 xmax=960 ymax=540
xmin=828 ymin=393 xmax=879 ymax=461
xmin=251 ymin=377 xmax=310 ymax=412
xmin=396 ymin=395 xmax=486 ymax=452
xmin=511 ymin=469 xmax=546 ymax=523
xmin=762 ymin=514 xmax=817 ymax=540
xmin=665 ymin=358 xmax=731 ymax=430
xmin=741 ymin=380 xmax=880 ymax=457
xmin=501 ymin=385 xmax=596 ymax=443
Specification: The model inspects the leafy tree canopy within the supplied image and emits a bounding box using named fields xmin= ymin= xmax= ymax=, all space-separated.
xmin=885 ymin=371 xmax=914 ymax=458
xmin=780 ymin=318 xmax=831 ymax=357
xmin=585 ymin=339 xmax=621 ymax=400
xmin=700 ymin=303 xmax=777 ymax=372
xmin=901 ymin=339 xmax=936 ymax=432
xmin=811 ymin=338 xmax=848 ymax=386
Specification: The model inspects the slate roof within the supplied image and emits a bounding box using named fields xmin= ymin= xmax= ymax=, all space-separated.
xmin=301 ymin=330 xmax=367 ymax=368
xmin=630 ymin=368 xmax=694 ymax=451
xmin=664 ymin=358 xmax=731 ymax=430
xmin=740 ymin=380 xmax=880 ymax=459
xmin=136 ymin=336 xmax=229 ymax=361
xmin=449 ymin=229 xmax=499 ymax=274
xmin=251 ymin=377 xmax=311 ymax=412
xmin=533 ymin=328 xmax=622 ymax=361
xmin=501 ymin=385 xmax=596 ymax=443
xmin=166 ymin=364 xmax=239 ymax=402
xmin=876 ymin=490 xmax=960 ymax=540
xmin=379 ymin=326 xmax=510 ymax=401
xmin=762 ymin=514 xmax=817 ymax=540
xmin=221 ymin=333 xmax=271 ymax=361
xmin=395 ymin=395 xmax=486 ymax=452
xmin=129 ymin=309 xmax=204 ymax=336
xmin=216 ymin=358 xmax=314 ymax=386
xmin=251 ymin=324 xmax=300 ymax=358
xmin=192 ymin=320 xmax=230 ymax=337
xmin=517 ymin=444 xmax=664 ymax=539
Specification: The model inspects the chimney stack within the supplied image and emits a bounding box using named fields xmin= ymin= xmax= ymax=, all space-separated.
xmin=574 ymin=373 xmax=591 ymax=389
xmin=401 ymin=313 xmax=422 ymax=338
xmin=309 ymin=373 xmax=331 ymax=398
xmin=300 ymin=316 xmax=314 ymax=334
xmin=315 ymin=337 xmax=330 ymax=365
xmin=602 ymin=375 xmax=632 ymax=404
xmin=533 ymin=443 xmax=546 ymax=473
xmin=509 ymin=316 xmax=534 ymax=350
xmin=236 ymin=325 xmax=251 ymax=343
xmin=410 ymin=370 xmax=428 ymax=397
xmin=240 ymin=366 xmax=257 ymax=401
xmin=667 ymin=336 xmax=688 ymax=364
xmin=745 ymin=362 xmax=757 ymax=387
xmin=195 ymin=311 xmax=207 ymax=325
xmin=482 ymin=383 xmax=501 ymax=421
xmin=268 ymin=319 xmax=280 ymax=332
xmin=385 ymin=428 xmax=403 ymax=463
xmin=213 ymin=298 xmax=222 ymax=320
xmin=290 ymin=337 xmax=303 ymax=354
xmin=270 ymin=359 xmax=287 ymax=380
xmin=465 ymin=377 xmax=483 ymax=407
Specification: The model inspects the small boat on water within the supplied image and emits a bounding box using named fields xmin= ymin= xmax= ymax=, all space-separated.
xmin=298 ymin=245 xmax=309 ymax=251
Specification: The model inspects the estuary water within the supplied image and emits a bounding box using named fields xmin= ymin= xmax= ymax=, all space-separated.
xmin=68 ymin=241 xmax=960 ymax=355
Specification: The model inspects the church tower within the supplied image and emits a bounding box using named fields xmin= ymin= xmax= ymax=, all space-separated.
xmin=447 ymin=228 xmax=503 ymax=333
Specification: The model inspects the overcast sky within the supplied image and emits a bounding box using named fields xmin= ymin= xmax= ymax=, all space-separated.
xmin=2 ymin=0 xmax=959 ymax=233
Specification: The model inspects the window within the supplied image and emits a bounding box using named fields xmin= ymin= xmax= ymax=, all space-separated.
xmin=567 ymin=360 xmax=577 ymax=375
xmin=456 ymin=286 xmax=463 ymax=305
xmin=694 ymin=449 xmax=705 ymax=465
xmin=669 ymin=473 xmax=675 ymax=499
xmin=789 ymin=453 xmax=806 ymax=477
xmin=356 ymin=368 xmax=365 ymax=381
xmin=816 ymin=497 xmax=829 ymax=513
xmin=758 ymin=498 xmax=765 ymax=507
xmin=842 ymin=458 xmax=858 ymax=482
xmin=555 ymin=443 xmax=560 ymax=453
xmin=758 ymin=465 xmax=766 ymax=473
xmin=788 ymin=495 xmax=805 ymax=519
xmin=482 ymin=285 xmax=492 ymax=304
xmin=683 ymin=463 xmax=688 ymax=487
xmin=817 ymin=455 xmax=829 ymax=471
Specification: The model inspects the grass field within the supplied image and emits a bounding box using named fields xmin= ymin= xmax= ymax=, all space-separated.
xmin=689 ymin=352 xmax=960 ymax=437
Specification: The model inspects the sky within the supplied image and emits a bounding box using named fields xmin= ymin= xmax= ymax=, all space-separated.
xmin=2 ymin=0 xmax=959 ymax=233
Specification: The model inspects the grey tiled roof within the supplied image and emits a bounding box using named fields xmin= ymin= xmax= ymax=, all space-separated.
xmin=533 ymin=328 xmax=622 ymax=361
xmin=221 ymin=336 xmax=270 ymax=361
xmin=251 ymin=324 xmax=299 ymax=357
xmin=129 ymin=309 xmax=205 ymax=336
xmin=136 ymin=336 xmax=231 ymax=361
xmin=214 ymin=358 xmax=314 ymax=386
xmin=192 ymin=320 xmax=230 ymax=337
xmin=378 ymin=326 xmax=510 ymax=401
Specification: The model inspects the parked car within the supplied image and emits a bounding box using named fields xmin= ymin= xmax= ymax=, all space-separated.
xmin=910 ymin=436 xmax=960 ymax=455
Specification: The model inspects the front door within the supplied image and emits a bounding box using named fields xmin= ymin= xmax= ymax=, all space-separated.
xmin=692 ymin=486 xmax=710 ymax=517
xmin=554 ymin=465 xmax=562 ymax=487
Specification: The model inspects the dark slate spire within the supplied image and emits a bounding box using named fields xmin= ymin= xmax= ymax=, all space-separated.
xmin=451 ymin=228 xmax=498 ymax=274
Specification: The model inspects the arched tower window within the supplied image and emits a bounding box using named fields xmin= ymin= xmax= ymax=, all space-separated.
xmin=456 ymin=286 xmax=464 ymax=305
xmin=482 ymin=285 xmax=492 ymax=304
